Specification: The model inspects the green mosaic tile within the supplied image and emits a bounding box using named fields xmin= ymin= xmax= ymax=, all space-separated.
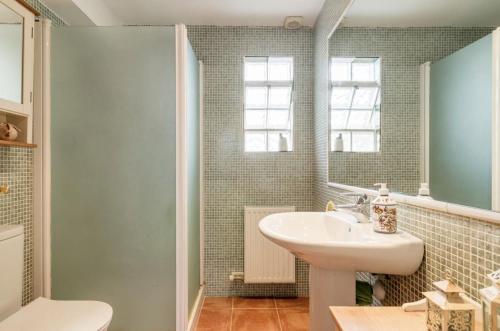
xmin=26 ymin=0 xmax=66 ymax=26
xmin=0 ymin=0 xmax=64 ymax=306
xmin=187 ymin=26 xmax=315 ymax=297
xmin=315 ymin=0 xmax=500 ymax=305
xmin=327 ymin=27 xmax=492 ymax=195
xmin=0 ymin=147 xmax=34 ymax=305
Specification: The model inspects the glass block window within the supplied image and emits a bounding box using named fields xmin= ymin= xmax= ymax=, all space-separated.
xmin=330 ymin=57 xmax=381 ymax=152
xmin=244 ymin=57 xmax=294 ymax=152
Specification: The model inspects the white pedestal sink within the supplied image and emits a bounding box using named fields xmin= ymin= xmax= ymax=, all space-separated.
xmin=259 ymin=211 xmax=424 ymax=331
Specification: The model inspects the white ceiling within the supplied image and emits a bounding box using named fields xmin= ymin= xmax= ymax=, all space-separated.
xmin=343 ymin=0 xmax=500 ymax=27
xmin=42 ymin=0 xmax=325 ymax=26
xmin=41 ymin=0 xmax=500 ymax=27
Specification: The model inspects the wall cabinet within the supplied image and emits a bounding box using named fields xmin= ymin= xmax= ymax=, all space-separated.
xmin=0 ymin=0 xmax=37 ymax=144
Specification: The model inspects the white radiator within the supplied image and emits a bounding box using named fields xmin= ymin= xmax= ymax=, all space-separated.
xmin=244 ymin=206 xmax=296 ymax=284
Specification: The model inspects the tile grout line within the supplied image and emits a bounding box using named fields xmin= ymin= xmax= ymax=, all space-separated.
xmin=276 ymin=310 xmax=283 ymax=331
xmin=229 ymin=296 xmax=234 ymax=331
xmin=200 ymin=297 xmax=309 ymax=330
xmin=274 ymin=298 xmax=284 ymax=331
xmin=233 ymin=308 xmax=283 ymax=310
xmin=194 ymin=297 xmax=206 ymax=330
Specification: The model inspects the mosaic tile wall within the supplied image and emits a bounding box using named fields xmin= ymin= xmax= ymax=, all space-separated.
xmin=27 ymin=0 xmax=67 ymax=26
xmin=314 ymin=0 xmax=500 ymax=306
xmin=0 ymin=147 xmax=34 ymax=305
xmin=328 ymin=27 xmax=493 ymax=195
xmin=318 ymin=187 xmax=500 ymax=305
xmin=187 ymin=26 xmax=314 ymax=297
xmin=384 ymin=203 xmax=500 ymax=304
xmin=0 ymin=0 xmax=64 ymax=306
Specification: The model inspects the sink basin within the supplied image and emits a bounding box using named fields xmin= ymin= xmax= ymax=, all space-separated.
xmin=259 ymin=211 xmax=424 ymax=275
xmin=259 ymin=211 xmax=424 ymax=331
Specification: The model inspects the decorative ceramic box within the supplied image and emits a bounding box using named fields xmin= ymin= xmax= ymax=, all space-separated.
xmin=480 ymin=270 xmax=500 ymax=331
xmin=423 ymin=279 xmax=476 ymax=331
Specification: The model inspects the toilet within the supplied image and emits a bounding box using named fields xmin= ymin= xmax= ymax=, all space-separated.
xmin=0 ymin=225 xmax=113 ymax=331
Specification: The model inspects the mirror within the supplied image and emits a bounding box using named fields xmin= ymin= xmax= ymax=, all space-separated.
xmin=0 ymin=1 xmax=23 ymax=104
xmin=327 ymin=0 xmax=500 ymax=211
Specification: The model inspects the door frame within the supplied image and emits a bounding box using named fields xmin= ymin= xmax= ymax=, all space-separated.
xmin=492 ymin=27 xmax=500 ymax=212
xmin=198 ymin=60 xmax=205 ymax=287
xmin=33 ymin=18 xmax=52 ymax=299
xmin=176 ymin=24 xmax=205 ymax=331
xmin=175 ymin=23 xmax=189 ymax=331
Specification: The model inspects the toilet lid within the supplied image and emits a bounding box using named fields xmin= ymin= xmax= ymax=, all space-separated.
xmin=0 ymin=298 xmax=113 ymax=331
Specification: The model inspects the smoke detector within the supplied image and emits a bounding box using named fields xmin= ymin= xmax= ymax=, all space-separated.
xmin=284 ymin=16 xmax=304 ymax=30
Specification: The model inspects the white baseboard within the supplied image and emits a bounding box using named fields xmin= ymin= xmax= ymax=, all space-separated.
xmin=187 ymin=285 xmax=205 ymax=331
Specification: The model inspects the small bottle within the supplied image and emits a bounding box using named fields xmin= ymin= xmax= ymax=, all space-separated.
xmin=333 ymin=133 xmax=344 ymax=152
xmin=279 ymin=133 xmax=288 ymax=152
xmin=417 ymin=183 xmax=433 ymax=199
xmin=370 ymin=183 xmax=397 ymax=234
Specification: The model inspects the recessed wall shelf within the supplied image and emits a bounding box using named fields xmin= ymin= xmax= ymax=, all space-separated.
xmin=0 ymin=140 xmax=37 ymax=148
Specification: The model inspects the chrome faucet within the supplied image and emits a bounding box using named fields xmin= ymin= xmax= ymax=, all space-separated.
xmin=336 ymin=193 xmax=371 ymax=223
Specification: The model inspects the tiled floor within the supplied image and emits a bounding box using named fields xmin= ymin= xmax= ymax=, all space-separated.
xmin=196 ymin=297 xmax=309 ymax=331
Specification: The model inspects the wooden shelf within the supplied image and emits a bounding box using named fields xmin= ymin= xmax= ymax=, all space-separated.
xmin=0 ymin=140 xmax=37 ymax=148
xmin=330 ymin=307 xmax=425 ymax=331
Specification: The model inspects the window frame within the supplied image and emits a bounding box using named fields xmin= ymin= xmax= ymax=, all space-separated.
xmin=243 ymin=56 xmax=294 ymax=153
xmin=329 ymin=57 xmax=381 ymax=153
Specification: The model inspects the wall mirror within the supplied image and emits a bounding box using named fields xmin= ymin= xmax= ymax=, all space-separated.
xmin=0 ymin=1 xmax=23 ymax=104
xmin=327 ymin=0 xmax=500 ymax=212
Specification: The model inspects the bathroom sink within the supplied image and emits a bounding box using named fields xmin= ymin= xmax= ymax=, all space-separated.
xmin=258 ymin=211 xmax=424 ymax=275
xmin=259 ymin=211 xmax=424 ymax=331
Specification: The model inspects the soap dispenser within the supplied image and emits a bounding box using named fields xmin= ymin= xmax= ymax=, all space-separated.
xmin=370 ymin=183 xmax=397 ymax=233
xmin=417 ymin=183 xmax=433 ymax=199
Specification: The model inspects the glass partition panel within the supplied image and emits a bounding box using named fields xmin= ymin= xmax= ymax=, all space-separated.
xmin=52 ymin=26 xmax=177 ymax=331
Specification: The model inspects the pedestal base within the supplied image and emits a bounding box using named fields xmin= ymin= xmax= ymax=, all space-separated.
xmin=309 ymin=266 xmax=356 ymax=331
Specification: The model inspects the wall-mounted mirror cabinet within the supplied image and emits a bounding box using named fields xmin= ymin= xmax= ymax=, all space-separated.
xmin=0 ymin=0 xmax=36 ymax=144
xmin=327 ymin=0 xmax=500 ymax=213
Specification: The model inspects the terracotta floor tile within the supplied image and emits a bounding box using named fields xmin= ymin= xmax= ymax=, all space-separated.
xmin=196 ymin=309 xmax=231 ymax=331
xmin=232 ymin=309 xmax=281 ymax=331
xmin=275 ymin=297 xmax=309 ymax=310
xmin=278 ymin=309 xmax=310 ymax=331
xmin=233 ymin=297 xmax=275 ymax=309
xmin=202 ymin=297 xmax=233 ymax=309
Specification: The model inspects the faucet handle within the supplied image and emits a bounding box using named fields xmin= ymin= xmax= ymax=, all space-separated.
xmin=355 ymin=194 xmax=369 ymax=204
xmin=341 ymin=192 xmax=366 ymax=197
xmin=340 ymin=192 xmax=368 ymax=200
xmin=341 ymin=192 xmax=368 ymax=203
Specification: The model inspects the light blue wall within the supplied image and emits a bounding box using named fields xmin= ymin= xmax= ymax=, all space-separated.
xmin=52 ymin=26 xmax=177 ymax=331
xmin=186 ymin=41 xmax=201 ymax=314
xmin=0 ymin=24 xmax=23 ymax=103
xmin=430 ymin=34 xmax=492 ymax=210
